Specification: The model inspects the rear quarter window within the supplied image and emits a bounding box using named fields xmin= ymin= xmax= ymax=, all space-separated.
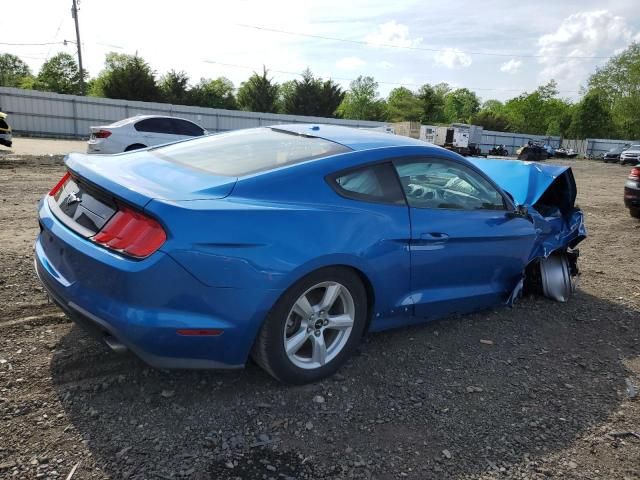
xmin=330 ymin=163 xmax=405 ymax=205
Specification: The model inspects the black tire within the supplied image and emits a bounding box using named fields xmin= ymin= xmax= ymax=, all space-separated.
xmin=251 ymin=267 xmax=367 ymax=384
xmin=630 ymin=208 xmax=640 ymax=219
xmin=124 ymin=143 xmax=146 ymax=152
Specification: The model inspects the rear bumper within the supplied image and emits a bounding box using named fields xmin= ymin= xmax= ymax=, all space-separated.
xmin=624 ymin=181 xmax=640 ymax=209
xmin=35 ymin=197 xmax=275 ymax=369
xmin=0 ymin=132 xmax=12 ymax=147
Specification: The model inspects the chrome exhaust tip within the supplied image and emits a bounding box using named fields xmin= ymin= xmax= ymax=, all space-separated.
xmin=103 ymin=335 xmax=128 ymax=354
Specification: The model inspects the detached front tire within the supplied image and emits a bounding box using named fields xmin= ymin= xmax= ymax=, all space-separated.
xmin=252 ymin=267 xmax=368 ymax=384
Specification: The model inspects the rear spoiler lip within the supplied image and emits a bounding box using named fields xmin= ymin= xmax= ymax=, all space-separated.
xmin=65 ymin=153 xmax=155 ymax=210
xmin=64 ymin=152 xmax=238 ymax=205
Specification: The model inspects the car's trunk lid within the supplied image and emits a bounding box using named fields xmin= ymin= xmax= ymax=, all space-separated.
xmin=65 ymin=151 xmax=238 ymax=208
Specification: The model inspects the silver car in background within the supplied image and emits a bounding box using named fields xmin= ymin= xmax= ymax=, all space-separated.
xmin=620 ymin=145 xmax=640 ymax=165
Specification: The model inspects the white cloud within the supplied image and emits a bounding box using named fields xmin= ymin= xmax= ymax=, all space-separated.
xmin=376 ymin=60 xmax=394 ymax=70
xmin=500 ymin=59 xmax=522 ymax=74
xmin=364 ymin=21 xmax=422 ymax=48
xmin=434 ymin=48 xmax=472 ymax=69
xmin=537 ymin=10 xmax=634 ymax=85
xmin=336 ymin=56 xmax=365 ymax=70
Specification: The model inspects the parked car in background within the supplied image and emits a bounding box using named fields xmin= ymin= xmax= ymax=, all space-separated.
xmin=488 ymin=144 xmax=509 ymax=156
xmin=624 ymin=164 xmax=640 ymax=219
xmin=602 ymin=144 xmax=630 ymax=163
xmin=554 ymin=147 xmax=578 ymax=159
xmin=620 ymin=145 xmax=640 ymax=165
xmin=87 ymin=115 xmax=208 ymax=154
xmin=36 ymin=125 xmax=586 ymax=384
xmin=0 ymin=112 xmax=12 ymax=148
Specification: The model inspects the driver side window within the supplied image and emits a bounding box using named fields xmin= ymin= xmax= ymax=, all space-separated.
xmin=394 ymin=158 xmax=506 ymax=211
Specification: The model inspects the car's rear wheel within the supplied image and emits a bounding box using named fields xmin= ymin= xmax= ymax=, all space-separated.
xmin=125 ymin=143 xmax=146 ymax=152
xmin=252 ymin=267 xmax=367 ymax=384
xmin=630 ymin=207 xmax=640 ymax=219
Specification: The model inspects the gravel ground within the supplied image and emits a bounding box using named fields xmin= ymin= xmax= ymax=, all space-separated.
xmin=0 ymin=156 xmax=639 ymax=480
xmin=0 ymin=137 xmax=86 ymax=156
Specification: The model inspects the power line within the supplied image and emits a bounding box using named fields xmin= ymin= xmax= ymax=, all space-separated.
xmin=202 ymin=59 xmax=581 ymax=94
xmin=0 ymin=41 xmax=65 ymax=46
xmin=235 ymin=23 xmax=614 ymax=60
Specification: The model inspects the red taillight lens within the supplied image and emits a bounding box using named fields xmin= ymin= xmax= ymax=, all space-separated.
xmin=630 ymin=167 xmax=640 ymax=180
xmin=93 ymin=206 xmax=166 ymax=258
xmin=49 ymin=172 xmax=71 ymax=196
xmin=94 ymin=129 xmax=112 ymax=139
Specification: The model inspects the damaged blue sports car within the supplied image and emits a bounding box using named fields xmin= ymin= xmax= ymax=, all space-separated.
xmin=35 ymin=125 xmax=586 ymax=384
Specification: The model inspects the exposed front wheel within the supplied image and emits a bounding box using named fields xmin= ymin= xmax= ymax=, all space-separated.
xmin=252 ymin=267 xmax=367 ymax=384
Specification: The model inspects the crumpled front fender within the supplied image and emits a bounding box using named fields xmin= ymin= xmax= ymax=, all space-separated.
xmin=528 ymin=207 xmax=586 ymax=260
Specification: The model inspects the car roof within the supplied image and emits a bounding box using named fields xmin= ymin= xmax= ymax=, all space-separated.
xmin=272 ymin=124 xmax=426 ymax=151
xmin=113 ymin=115 xmax=198 ymax=125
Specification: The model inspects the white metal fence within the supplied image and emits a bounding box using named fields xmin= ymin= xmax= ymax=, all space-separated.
xmin=1 ymin=87 xmax=638 ymax=158
xmin=0 ymin=87 xmax=385 ymax=138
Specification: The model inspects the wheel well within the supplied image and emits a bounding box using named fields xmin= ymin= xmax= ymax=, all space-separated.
xmin=296 ymin=264 xmax=376 ymax=332
xmin=125 ymin=143 xmax=146 ymax=151
xmin=347 ymin=266 xmax=376 ymax=332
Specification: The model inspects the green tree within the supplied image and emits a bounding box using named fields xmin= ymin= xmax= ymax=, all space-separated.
xmin=471 ymin=110 xmax=510 ymax=131
xmin=443 ymin=88 xmax=480 ymax=123
xmin=568 ymin=91 xmax=613 ymax=139
xmin=502 ymin=80 xmax=571 ymax=136
xmin=481 ymin=99 xmax=504 ymax=113
xmin=417 ymin=83 xmax=449 ymax=123
xmin=0 ymin=53 xmax=33 ymax=87
xmin=337 ymin=76 xmax=387 ymax=121
xmin=317 ymin=79 xmax=346 ymax=118
xmin=386 ymin=87 xmax=423 ymax=122
xmin=187 ymin=77 xmax=236 ymax=109
xmin=96 ymin=52 xmax=160 ymax=101
xmin=587 ymin=42 xmax=640 ymax=138
xmin=282 ymin=69 xmax=344 ymax=117
xmin=237 ymin=67 xmax=279 ymax=113
xmin=159 ymin=70 xmax=189 ymax=104
xmin=35 ymin=52 xmax=86 ymax=95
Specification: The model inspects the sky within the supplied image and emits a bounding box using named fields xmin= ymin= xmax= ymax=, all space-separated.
xmin=2 ymin=0 xmax=640 ymax=102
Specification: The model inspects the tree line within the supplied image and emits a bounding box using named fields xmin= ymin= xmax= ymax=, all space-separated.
xmin=1 ymin=43 xmax=639 ymax=140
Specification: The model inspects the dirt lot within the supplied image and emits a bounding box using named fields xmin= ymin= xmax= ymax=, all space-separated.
xmin=0 ymin=155 xmax=639 ymax=480
xmin=0 ymin=138 xmax=86 ymax=157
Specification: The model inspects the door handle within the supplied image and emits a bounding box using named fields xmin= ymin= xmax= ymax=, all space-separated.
xmin=420 ymin=232 xmax=449 ymax=241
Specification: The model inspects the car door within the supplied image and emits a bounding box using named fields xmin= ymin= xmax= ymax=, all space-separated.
xmin=134 ymin=117 xmax=177 ymax=146
xmin=171 ymin=118 xmax=206 ymax=140
xmin=393 ymin=157 xmax=537 ymax=319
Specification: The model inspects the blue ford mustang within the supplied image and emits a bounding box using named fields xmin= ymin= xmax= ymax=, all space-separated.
xmin=35 ymin=125 xmax=586 ymax=383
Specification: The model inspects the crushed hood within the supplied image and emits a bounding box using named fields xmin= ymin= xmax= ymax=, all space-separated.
xmin=467 ymin=158 xmax=574 ymax=206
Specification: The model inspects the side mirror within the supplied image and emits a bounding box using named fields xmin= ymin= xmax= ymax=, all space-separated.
xmin=506 ymin=204 xmax=530 ymax=220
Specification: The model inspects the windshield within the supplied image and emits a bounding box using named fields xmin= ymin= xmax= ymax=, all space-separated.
xmin=149 ymin=127 xmax=351 ymax=176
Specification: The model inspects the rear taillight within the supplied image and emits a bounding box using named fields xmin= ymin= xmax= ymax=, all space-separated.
xmin=630 ymin=166 xmax=640 ymax=181
xmin=94 ymin=129 xmax=112 ymax=139
xmin=49 ymin=172 xmax=71 ymax=196
xmin=92 ymin=206 xmax=166 ymax=258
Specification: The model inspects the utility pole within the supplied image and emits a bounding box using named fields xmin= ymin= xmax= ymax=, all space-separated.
xmin=71 ymin=0 xmax=85 ymax=95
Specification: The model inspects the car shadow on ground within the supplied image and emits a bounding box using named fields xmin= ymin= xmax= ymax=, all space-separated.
xmin=50 ymin=291 xmax=639 ymax=479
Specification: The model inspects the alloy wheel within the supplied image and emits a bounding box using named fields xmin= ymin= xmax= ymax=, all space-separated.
xmin=283 ymin=281 xmax=355 ymax=369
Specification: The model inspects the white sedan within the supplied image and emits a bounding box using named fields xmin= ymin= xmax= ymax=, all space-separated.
xmin=87 ymin=115 xmax=208 ymax=154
